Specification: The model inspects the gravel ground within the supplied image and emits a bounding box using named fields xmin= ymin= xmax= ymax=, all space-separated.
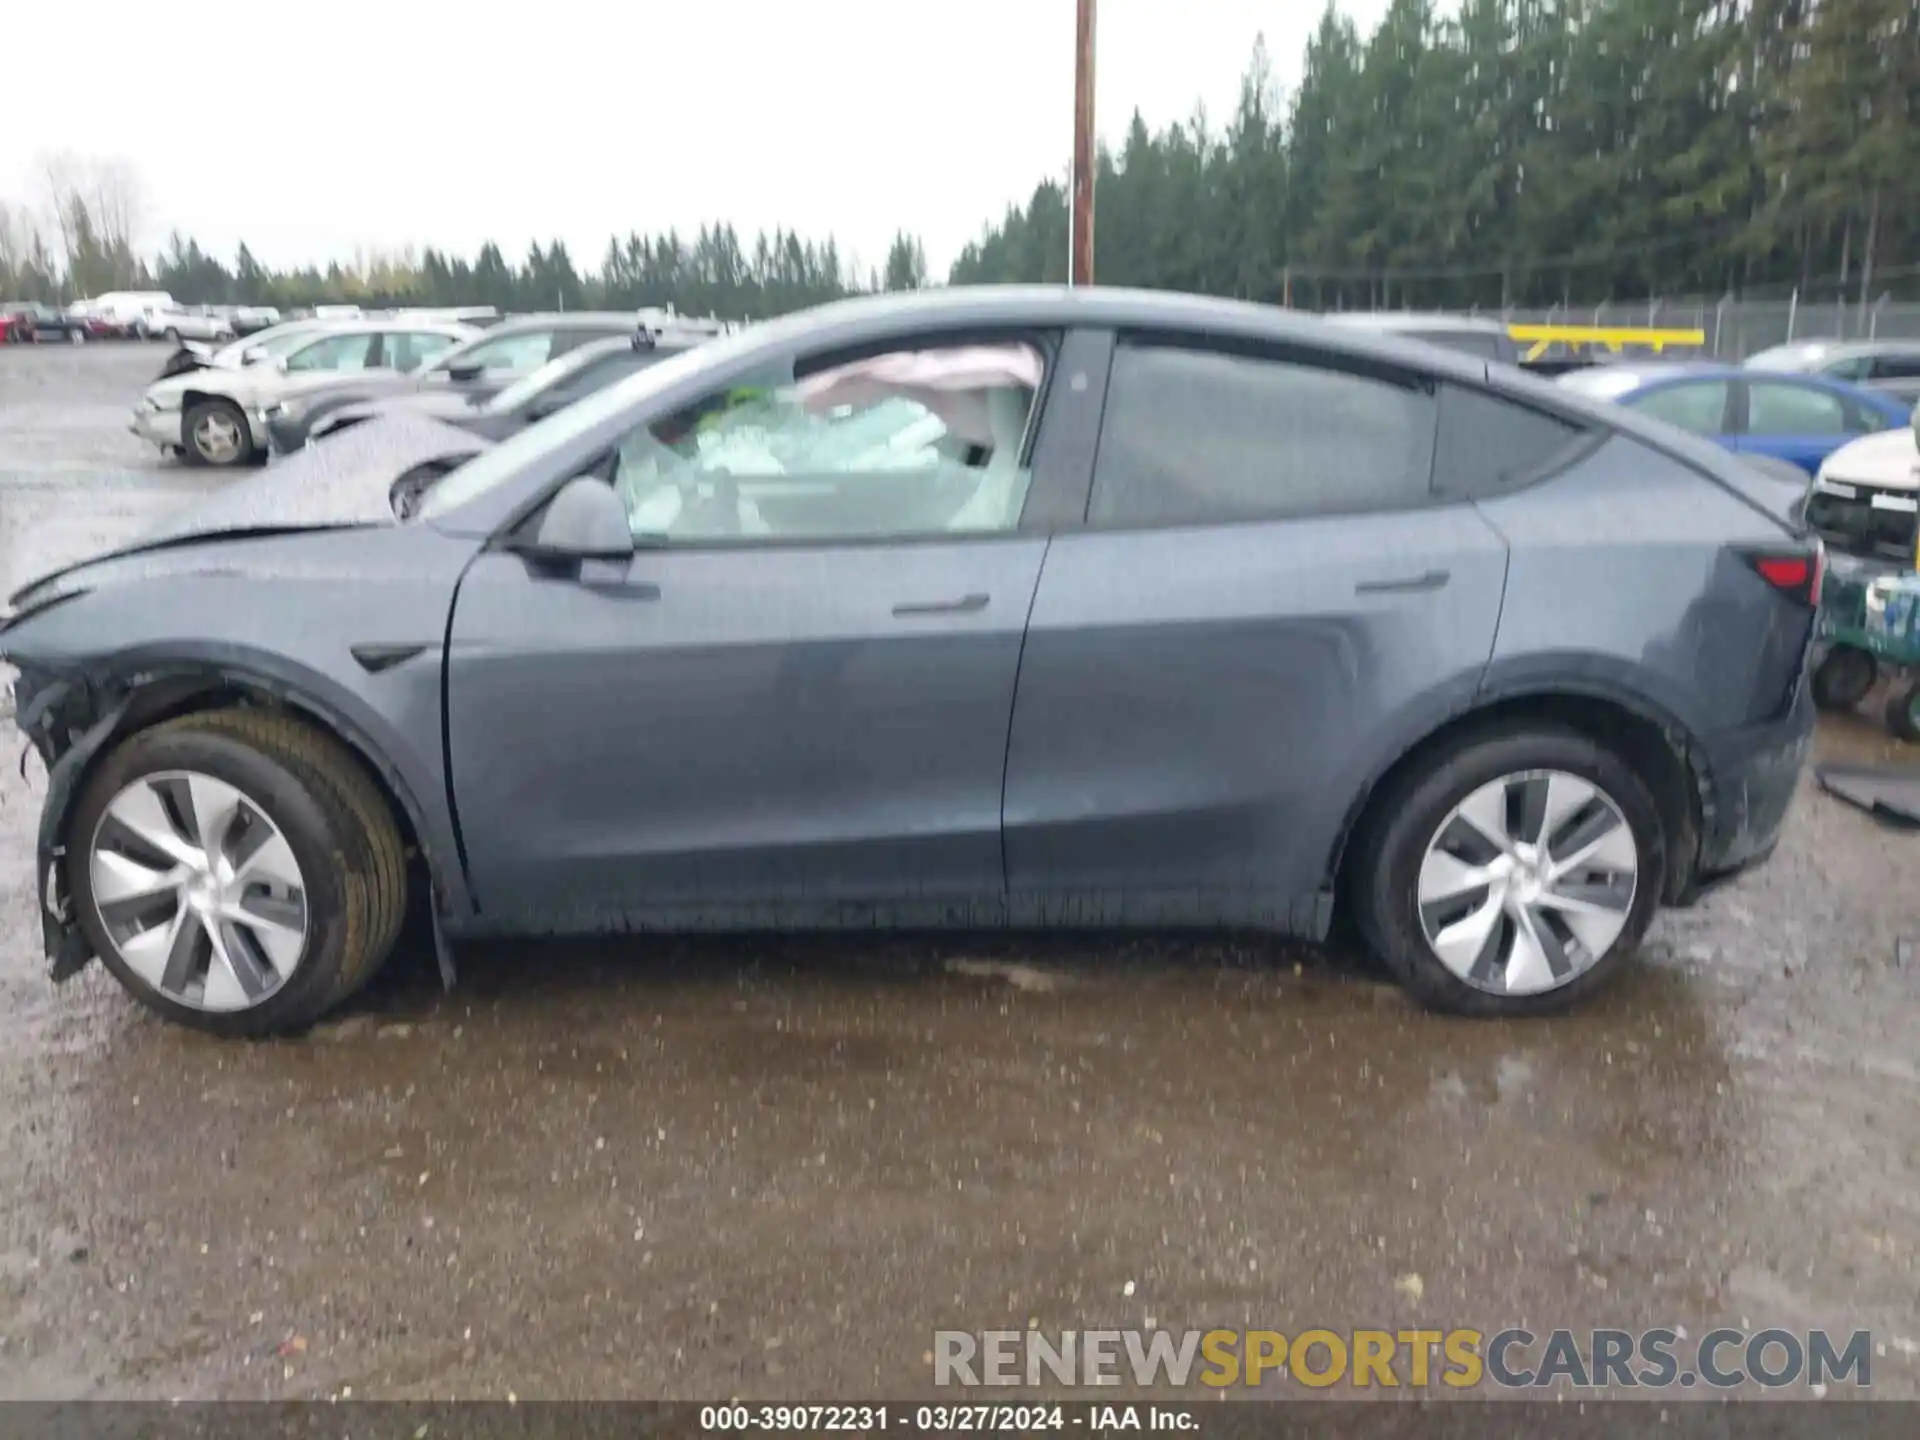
xmin=0 ymin=343 xmax=1916 ymax=1402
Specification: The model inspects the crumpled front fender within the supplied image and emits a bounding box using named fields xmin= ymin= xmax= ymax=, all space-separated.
xmin=14 ymin=672 xmax=130 ymax=980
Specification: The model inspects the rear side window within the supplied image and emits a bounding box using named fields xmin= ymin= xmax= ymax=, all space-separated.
xmin=1432 ymin=386 xmax=1590 ymax=498
xmin=1090 ymin=340 xmax=1438 ymax=526
xmin=1870 ymin=354 xmax=1920 ymax=381
xmin=1746 ymin=381 xmax=1847 ymax=436
xmin=1626 ymin=381 xmax=1728 ymax=435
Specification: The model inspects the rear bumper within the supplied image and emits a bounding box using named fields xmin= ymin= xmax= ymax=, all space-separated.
xmin=1677 ymin=688 xmax=1814 ymax=901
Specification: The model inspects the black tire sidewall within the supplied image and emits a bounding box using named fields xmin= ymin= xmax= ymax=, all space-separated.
xmin=67 ymin=727 xmax=356 ymax=1036
xmin=1360 ymin=728 xmax=1667 ymax=1017
xmin=184 ymin=398 xmax=251 ymax=466
xmin=1812 ymin=648 xmax=1876 ymax=711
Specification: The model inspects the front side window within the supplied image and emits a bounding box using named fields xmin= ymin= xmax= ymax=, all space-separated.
xmin=610 ymin=340 xmax=1046 ymax=542
xmin=284 ymin=332 xmax=377 ymax=373
xmin=1746 ymin=381 xmax=1847 ymax=436
xmin=1626 ymin=381 xmax=1729 ymax=436
xmin=1089 ymin=340 xmax=1438 ymax=526
xmin=1823 ymin=356 xmax=1872 ymax=382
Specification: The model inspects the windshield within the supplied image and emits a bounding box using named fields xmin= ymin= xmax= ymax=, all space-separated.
xmin=1746 ymin=342 xmax=1829 ymax=372
xmin=483 ymin=343 xmax=624 ymax=416
xmin=1555 ymin=367 xmax=1651 ymax=401
xmin=211 ymin=324 xmax=328 ymax=367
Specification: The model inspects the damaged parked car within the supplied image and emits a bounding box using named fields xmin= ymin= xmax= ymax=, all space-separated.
xmin=301 ymin=326 xmax=707 ymax=446
xmin=132 ymin=319 xmax=479 ymax=466
xmin=2 ymin=286 xmax=1821 ymax=1036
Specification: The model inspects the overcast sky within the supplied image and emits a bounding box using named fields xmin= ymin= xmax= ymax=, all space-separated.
xmin=2 ymin=0 xmax=1389 ymax=279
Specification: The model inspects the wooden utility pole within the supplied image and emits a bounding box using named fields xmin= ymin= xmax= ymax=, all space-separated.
xmin=1071 ymin=0 xmax=1097 ymax=286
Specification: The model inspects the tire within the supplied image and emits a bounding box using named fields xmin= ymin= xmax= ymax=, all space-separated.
xmin=68 ymin=327 xmax=85 ymax=345
xmin=1812 ymin=647 xmax=1877 ymax=712
xmin=67 ymin=709 xmax=409 ymax=1037
xmin=1347 ymin=725 xmax=1666 ymax=1017
xmin=182 ymin=397 xmax=254 ymax=466
xmin=163 ymin=326 xmax=179 ymax=343
xmin=1886 ymin=683 xmax=1920 ymax=744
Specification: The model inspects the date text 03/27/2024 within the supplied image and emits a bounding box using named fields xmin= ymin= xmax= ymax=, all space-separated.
xmin=698 ymin=1403 xmax=1193 ymax=1432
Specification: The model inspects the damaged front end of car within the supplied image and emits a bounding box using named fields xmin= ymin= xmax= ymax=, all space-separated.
xmin=7 ymin=659 xmax=130 ymax=980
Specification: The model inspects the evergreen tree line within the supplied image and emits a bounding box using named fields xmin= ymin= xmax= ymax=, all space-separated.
xmin=3 ymin=0 xmax=1915 ymax=317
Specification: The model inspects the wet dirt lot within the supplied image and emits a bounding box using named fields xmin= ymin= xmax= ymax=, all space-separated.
xmin=0 ymin=343 xmax=1916 ymax=1403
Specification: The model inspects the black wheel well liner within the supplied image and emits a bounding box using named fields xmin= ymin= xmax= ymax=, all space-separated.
xmin=71 ymin=669 xmax=440 ymax=904
xmin=1328 ymin=689 xmax=1705 ymax=908
xmin=179 ymin=389 xmax=245 ymax=420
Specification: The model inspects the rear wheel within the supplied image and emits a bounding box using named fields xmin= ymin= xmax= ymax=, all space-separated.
xmin=1812 ymin=647 xmax=1877 ymax=712
xmin=68 ymin=710 xmax=409 ymax=1037
xmin=1349 ymin=727 xmax=1665 ymax=1016
xmin=163 ymin=326 xmax=179 ymax=343
xmin=183 ymin=398 xmax=253 ymax=466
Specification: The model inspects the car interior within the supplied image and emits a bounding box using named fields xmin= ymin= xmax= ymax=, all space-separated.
xmin=606 ymin=342 xmax=1043 ymax=542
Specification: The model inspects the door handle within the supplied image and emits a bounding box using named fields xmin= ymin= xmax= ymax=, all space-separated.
xmin=1355 ymin=569 xmax=1451 ymax=596
xmin=892 ymin=592 xmax=990 ymax=617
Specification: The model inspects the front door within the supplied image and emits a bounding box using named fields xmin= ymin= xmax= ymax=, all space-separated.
xmin=444 ymin=330 xmax=1069 ymax=931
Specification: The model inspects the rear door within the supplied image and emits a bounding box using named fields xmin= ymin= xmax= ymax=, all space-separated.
xmin=1000 ymin=333 xmax=1516 ymax=931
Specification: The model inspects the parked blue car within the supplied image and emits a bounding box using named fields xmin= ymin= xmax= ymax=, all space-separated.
xmin=1556 ymin=362 xmax=1911 ymax=475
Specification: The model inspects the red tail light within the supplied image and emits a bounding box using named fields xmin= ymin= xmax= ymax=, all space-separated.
xmin=1746 ymin=542 xmax=1824 ymax=606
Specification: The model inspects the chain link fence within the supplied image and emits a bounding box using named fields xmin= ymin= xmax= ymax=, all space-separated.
xmin=1446 ymin=297 xmax=1920 ymax=360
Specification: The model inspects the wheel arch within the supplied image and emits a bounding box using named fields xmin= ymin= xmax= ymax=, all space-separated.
xmin=40 ymin=658 xmax=467 ymax=924
xmin=1327 ymin=681 xmax=1708 ymax=910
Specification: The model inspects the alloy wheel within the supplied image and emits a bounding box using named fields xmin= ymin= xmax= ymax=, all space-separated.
xmin=1416 ymin=769 xmax=1639 ymax=996
xmin=194 ymin=411 xmax=242 ymax=463
xmin=88 ymin=770 xmax=309 ymax=1012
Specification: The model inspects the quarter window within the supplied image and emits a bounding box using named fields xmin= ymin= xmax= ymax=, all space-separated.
xmin=1089 ymin=341 xmax=1438 ymax=525
xmin=609 ymin=339 xmax=1046 ymax=543
xmin=1432 ymin=386 xmax=1589 ymax=498
xmin=1746 ymin=382 xmax=1847 ymax=436
xmin=1626 ymin=381 xmax=1728 ymax=436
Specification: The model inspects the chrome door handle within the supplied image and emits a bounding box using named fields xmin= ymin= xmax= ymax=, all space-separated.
xmin=1355 ymin=569 xmax=1450 ymax=595
xmin=892 ymin=593 xmax=990 ymax=617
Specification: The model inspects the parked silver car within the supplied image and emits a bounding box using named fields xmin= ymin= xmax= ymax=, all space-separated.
xmin=132 ymin=320 xmax=479 ymax=466
xmin=1746 ymin=339 xmax=1920 ymax=405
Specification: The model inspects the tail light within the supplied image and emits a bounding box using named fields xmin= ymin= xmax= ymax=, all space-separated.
xmin=1745 ymin=540 xmax=1824 ymax=607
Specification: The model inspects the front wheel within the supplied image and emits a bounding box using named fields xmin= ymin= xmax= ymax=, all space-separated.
xmin=68 ymin=710 xmax=409 ymax=1037
xmin=1348 ymin=727 xmax=1665 ymax=1016
xmin=183 ymin=397 xmax=254 ymax=466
